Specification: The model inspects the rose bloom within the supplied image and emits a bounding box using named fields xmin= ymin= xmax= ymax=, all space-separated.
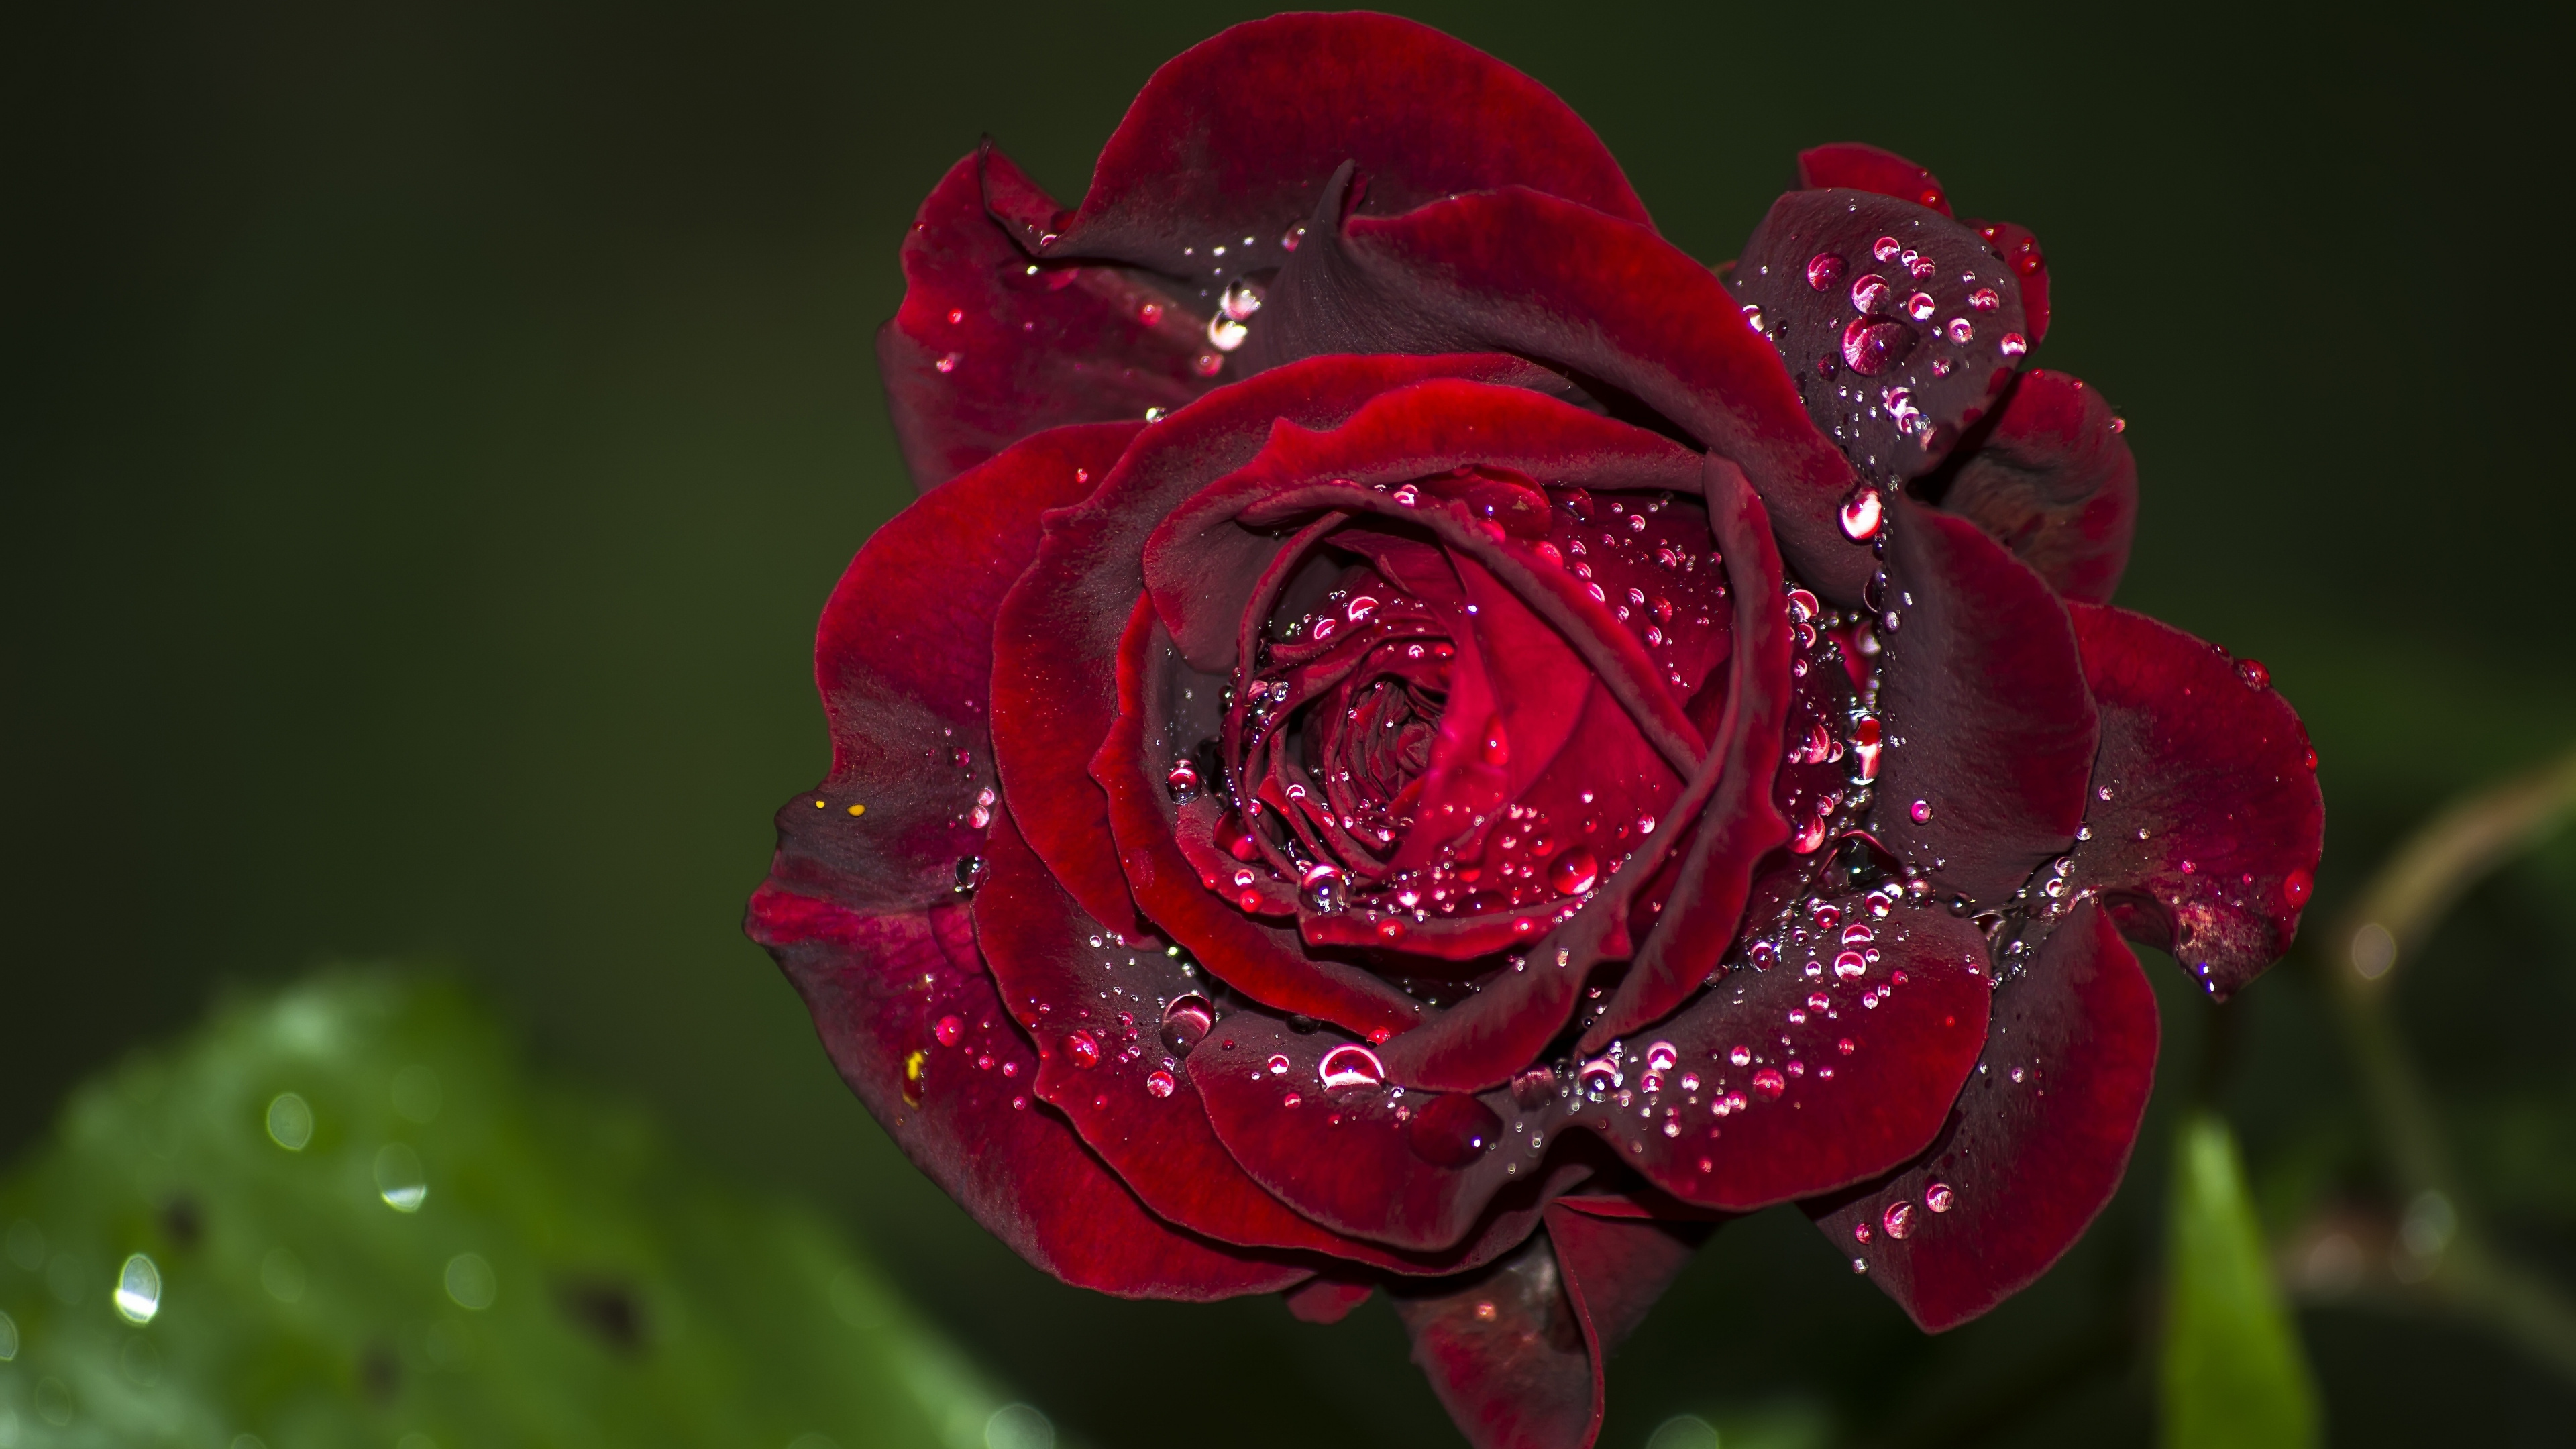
xmin=747 ymin=14 xmax=2323 ymax=1447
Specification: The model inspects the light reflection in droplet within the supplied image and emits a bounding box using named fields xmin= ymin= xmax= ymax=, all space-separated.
xmin=114 ymin=1252 xmax=161 ymax=1324
xmin=266 ymin=1093 xmax=314 ymax=1151
xmin=375 ymin=1144 xmax=428 ymax=1213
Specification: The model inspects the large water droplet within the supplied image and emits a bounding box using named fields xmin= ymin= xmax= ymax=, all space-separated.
xmin=1805 ymin=252 xmax=1847 ymax=290
xmin=1220 ymin=277 xmax=1264 ymax=321
xmin=1872 ymin=235 xmax=1902 ymax=263
xmin=1167 ymin=759 xmax=1201 ymax=802
xmin=1905 ymin=291 xmax=1937 ymax=321
xmin=1318 ymin=1044 xmax=1386 ymax=1092
xmin=1968 ymin=287 xmax=2000 ymax=311
xmin=1644 ymin=1040 xmax=1679 ymax=1073
xmin=1750 ymin=1067 xmax=1786 ymax=1100
xmin=1849 ymin=274 xmax=1892 ymax=313
xmin=1839 ymin=488 xmax=1884 ymax=540
xmin=1161 ymin=994 xmax=1214 ymax=1054
xmin=1924 ymin=1180 xmax=1956 ymax=1213
xmin=955 ymin=856 xmax=986 ymax=892
xmin=1405 ymin=1093 xmax=1503 ymax=1167
xmin=1547 ymin=846 xmax=1599 ymax=896
xmin=1578 ymin=1057 xmax=1622 ymax=1093
xmin=113 ymin=1254 xmax=161 ymax=1324
xmin=1835 ymin=951 xmax=1868 ymax=980
xmin=266 ymin=1093 xmax=313 ymax=1151
xmin=1063 ymin=1029 xmax=1102 ymax=1069
xmin=1882 ymin=1200 xmax=1917 ymax=1239
xmin=374 ymin=1143 xmax=427 ymax=1212
xmin=1998 ymin=332 xmax=2029 ymax=358
xmin=1300 ymin=862 xmax=1347 ymax=915
xmin=1841 ymin=317 xmax=1917 ymax=376
xmin=1909 ymin=798 xmax=1933 ymax=824
xmin=1144 ymin=1069 xmax=1176 ymax=1099
xmin=934 ymin=1014 xmax=964 ymax=1047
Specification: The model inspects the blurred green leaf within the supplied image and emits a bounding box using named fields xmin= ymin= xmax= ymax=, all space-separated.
xmin=2160 ymin=1114 xmax=2321 ymax=1449
xmin=0 ymin=971 xmax=1049 ymax=1449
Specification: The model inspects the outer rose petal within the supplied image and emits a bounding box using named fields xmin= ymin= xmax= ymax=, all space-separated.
xmin=773 ymin=421 xmax=1137 ymax=916
xmin=2065 ymin=604 xmax=2324 ymax=996
xmin=1044 ymin=11 xmax=1651 ymax=276
xmin=1965 ymin=219 xmax=2051 ymax=344
xmin=1807 ymin=900 xmax=2158 ymax=1330
xmin=879 ymin=148 xmax=1214 ymax=490
xmin=1937 ymin=370 xmax=2137 ymax=604
xmin=1390 ymin=1203 xmax=1707 ymax=1449
xmin=1872 ymin=498 xmax=2099 ymax=907
xmin=974 ymin=799 xmax=1566 ymax=1275
xmin=996 ymin=353 xmax=1547 ymax=955
xmin=1799 ymin=142 xmax=1953 ymax=215
xmin=746 ymin=885 xmax=1304 ymax=1300
xmin=1248 ymin=184 xmax=1877 ymax=605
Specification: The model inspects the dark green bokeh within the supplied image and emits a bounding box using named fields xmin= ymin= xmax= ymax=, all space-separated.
xmin=6 ymin=3 xmax=2570 ymax=1444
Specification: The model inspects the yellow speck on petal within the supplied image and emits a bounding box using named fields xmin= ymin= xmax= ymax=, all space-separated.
xmin=847 ymin=803 xmax=867 ymax=816
xmin=814 ymin=798 xmax=828 ymax=808
xmin=902 ymin=1049 xmax=928 ymax=1105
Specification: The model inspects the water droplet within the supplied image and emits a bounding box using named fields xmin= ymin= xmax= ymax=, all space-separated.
xmin=1852 ymin=1220 xmax=1874 ymax=1244
xmin=1905 ymin=290 xmax=1937 ymax=321
xmin=2284 ymin=867 xmax=2314 ymax=909
xmin=1266 ymin=1053 xmax=1292 ymax=1076
xmin=1511 ymin=1065 xmax=1558 ymax=1107
xmin=1805 ymin=252 xmax=1847 ymax=290
xmin=1946 ymin=317 xmax=1974 ymax=344
xmin=113 ymin=1254 xmax=161 ymax=1324
xmin=1925 ymin=1180 xmax=1955 ymax=1213
xmin=1837 ymin=1036 xmax=1856 ymax=1055
xmin=1728 ymin=1044 xmax=1752 ymax=1067
xmin=1161 ymin=994 xmax=1214 ymax=1053
xmin=1968 ymin=287 xmax=2000 ymax=311
xmin=1872 ymin=235 xmax=1902 ymax=263
xmin=2237 ymin=658 xmax=2270 ymax=688
xmin=1909 ymin=798 xmax=1933 ymax=824
xmin=1145 ymin=1069 xmax=1176 ymax=1099
xmin=955 ymin=856 xmax=986 ymax=892
xmin=1882 ymin=1201 xmax=1916 ymax=1240
xmin=266 ymin=1092 xmax=314 ymax=1151
xmin=934 ymin=1015 xmax=964 ymax=1047
xmin=1834 ymin=951 xmax=1867 ymax=980
xmin=1299 ymin=862 xmax=1346 ymax=915
xmin=1998 ymin=332 xmax=2029 ymax=358
xmin=1406 ymin=1092 xmax=1503 ymax=1167
xmin=1547 ymin=846 xmax=1599 ymax=896
xmin=1849 ymin=273 xmax=1892 ymax=313
xmin=1740 ymin=303 xmax=1765 ymax=333
xmin=1064 ymin=1030 xmax=1102 ymax=1069
xmin=1319 ymin=1044 xmax=1385 ymax=1092
xmin=1391 ymin=484 xmax=1420 ymax=506
xmin=1481 ymin=717 xmax=1511 ymax=767
xmin=1167 ymin=759 xmax=1201 ymax=802
xmin=374 ymin=1144 xmax=428 ymax=1212
xmin=935 ymin=352 xmax=961 ymax=374
xmin=1220 ymin=277 xmax=1264 ymax=321
xmin=1644 ymin=1040 xmax=1679 ymax=1073
xmin=1750 ymin=1067 xmax=1786 ymax=1100
xmin=1841 ymin=317 xmax=1917 ymax=376
xmin=1838 ymin=488 xmax=1884 ymax=540
xmin=1578 ymin=1057 xmax=1622 ymax=1093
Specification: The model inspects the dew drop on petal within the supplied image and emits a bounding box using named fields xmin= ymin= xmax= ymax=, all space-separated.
xmin=1318 ymin=1044 xmax=1385 ymax=1092
xmin=1925 ymin=1180 xmax=1956 ymax=1213
xmin=1999 ymin=332 xmax=2029 ymax=358
xmin=1842 ymin=317 xmax=1917 ymax=376
xmin=1839 ymin=488 xmax=1884 ymax=540
xmin=1064 ymin=1030 xmax=1102 ymax=1069
xmin=1144 ymin=1069 xmax=1176 ymax=1099
xmin=1751 ymin=1067 xmax=1786 ymax=1100
xmin=934 ymin=1015 xmax=963 ymax=1047
xmin=1806 ymin=252 xmax=1847 ymax=290
xmin=1882 ymin=1201 xmax=1917 ymax=1240
xmin=1547 ymin=847 xmax=1599 ymax=897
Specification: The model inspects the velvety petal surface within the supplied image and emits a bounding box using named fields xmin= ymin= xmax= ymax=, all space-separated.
xmin=1871 ymin=498 xmax=2099 ymax=907
xmin=2066 ymin=604 xmax=2324 ymax=996
xmin=1807 ymin=900 xmax=2158 ymax=1330
xmin=1798 ymin=142 xmax=1953 ymax=215
xmin=775 ymin=421 xmax=1136 ymax=916
xmin=746 ymin=885 xmax=1303 ymax=1300
xmin=1729 ymin=187 xmax=2029 ymax=486
xmin=879 ymin=148 xmax=1215 ymax=490
xmin=1391 ymin=1232 xmax=1594 ymax=1449
xmin=1543 ymin=1199 xmax=1713 ymax=1444
xmin=1937 ymin=370 xmax=2136 ymax=604
xmin=1046 ymin=11 xmax=1650 ymax=276
xmin=1248 ymin=185 xmax=1876 ymax=604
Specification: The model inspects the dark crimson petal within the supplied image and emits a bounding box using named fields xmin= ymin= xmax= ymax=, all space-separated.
xmin=975 ymin=798 xmax=1556 ymax=1275
xmin=2065 ymin=604 xmax=2323 ymax=997
xmin=1391 ymin=1233 xmax=1593 ymax=1449
xmin=1582 ymin=456 xmax=1793 ymax=1049
xmin=1044 ymin=11 xmax=1650 ymax=278
xmin=1248 ymin=186 xmax=1878 ymax=605
xmin=1591 ymin=899 xmax=1994 ymax=1211
xmin=745 ymin=885 xmax=1304 ymax=1300
xmin=1872 ymin=498 xmax=2098 ymax=908
xmin=996 ymin=354 xmax=1548 ymax=957
xmin=1285 ymin=1276 xmax=1376 ymax=1324
xmin=773 ymin=421 xmax=1138 ymax=916
xmin=879 ymin=147 xmax=1215 ymax=491
xmin=1185 ymin=1005 xmax=1592 ymax=1253
xmin=1542 ymin=1199 xmax=1713 ymax=1440
xmin=1966 ymin=219 xmax=2051 ymax=344
xmin=1798 ymin=142 xmax=1953 ymax=216
xmin=1101 ymin=600 xmax=1426 ymax=1038
xmin=1937 ymin=370 xmax=2136 ymax=604
xmin=1807 ymin=900 xmax=2158 ymax=1330
xmin=1728 ymin=187 xmax=2028 ymax=486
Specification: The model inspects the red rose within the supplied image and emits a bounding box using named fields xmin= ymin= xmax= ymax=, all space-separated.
xmin=746 ymin=15 xmax=2323 ymax=1448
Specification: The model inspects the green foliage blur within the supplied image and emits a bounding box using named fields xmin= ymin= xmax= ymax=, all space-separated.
xmin=6 ymin=2 xmax=2573 ymax=1446
xmin=0 ymin=973 xmax=1040 ymax=1449
xmin=2160 ymin=1116 xmax=2320 ymax=1449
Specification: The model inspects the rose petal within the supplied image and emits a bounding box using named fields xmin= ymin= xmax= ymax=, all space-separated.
xmin=1872 ymin=498 xmax=2099 ymax=908
xmin=1797 ymin=142 xmax=1953 ymax=216
xmin=1935 ymin=370 xmax=2136 ymax=604
xmin=1542 ymin=1199 xmax=1712 ymax=1431
xmin=1046 ymin=11 xmax=1650 ymax=278
xmin=1285 ymin=1276 xmax=1376 ymax=1324
xmin=2065 ymin=604 xmax=2323 ymax=996
xmin=975 ymin=798 xmax=1559 ymax=1275
xmin=745 ymin=885 xmax=1304 ymax=1299
xmin=1728 ymin=187 xmax=2027 ymax=484
xmin=1965 ymin=218 xmax=2050 ymax=344
xmin=1582 ymin=456 xmax=1794 ymax=1048
xmin=1250 ymin=184 xmax=1874 ymax=605
xmin=879 ymin=146 xmax=1215 ymax=490
xmin=998 ymin=353 xmax=1546 ymax=949
xmin=1589 ymin=898 xmax=1993 ymax=1211
xmin=1806 ymin=899 xmax=2157 ymax=1330
xmin=1391 ymin=1233 xmax=1594 ymax=1449
xmin=1185 ymin=1005 xmax=1595 ymax=1253
xmin=772 ymin=421 xmax=1136 ymax=915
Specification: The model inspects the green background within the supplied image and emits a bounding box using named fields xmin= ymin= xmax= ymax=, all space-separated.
xmin=7 ymin=3 xmax=2571 ymax=1444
